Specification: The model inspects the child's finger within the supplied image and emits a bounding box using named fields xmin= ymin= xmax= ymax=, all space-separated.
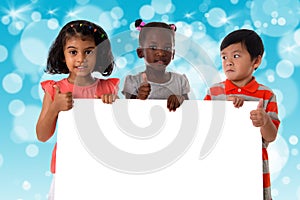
xmin=227 ymin=96 xmax=235 ymax=101
xmin=257 ymin=99 xmax=264 ymax=109
xmin=141 ymin=72 xmax=148 ymax=83
xmin=53 ymin=85 xmax=61 ymax=94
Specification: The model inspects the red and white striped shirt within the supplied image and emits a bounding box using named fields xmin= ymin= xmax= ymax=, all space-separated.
xmin=204 ymin=78 xmax=280 ymax=200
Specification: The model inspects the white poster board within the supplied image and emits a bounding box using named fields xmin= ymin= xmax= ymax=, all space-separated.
xmin=55 ymin=100 xmax=263 ymax=200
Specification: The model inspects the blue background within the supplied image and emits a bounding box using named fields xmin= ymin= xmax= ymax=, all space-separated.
xmin=0 ymin=0 xmax=300 ymax=199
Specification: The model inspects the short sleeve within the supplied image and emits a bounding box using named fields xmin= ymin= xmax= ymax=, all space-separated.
xmin=96 ymin=78 xmax=120 ymax=96
xmin=181 ymin=74 xmax=190 ymax=95
xmin=122 ymin=74 xmax=141 ymax=97
xmin=41 ymin=80 xmax=56 ymax=100
xmin=107 ymin=78 xmax=120 ymax=94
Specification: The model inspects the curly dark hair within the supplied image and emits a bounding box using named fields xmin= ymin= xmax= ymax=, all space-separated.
xmin=135 ymin=19 xmax=176 ymax=46
xmin=46 ymin=20 xmax=114 ymax=76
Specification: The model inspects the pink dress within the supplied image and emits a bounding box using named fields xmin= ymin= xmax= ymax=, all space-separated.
xmin=41 ymin=78 xmax=119 ymax=173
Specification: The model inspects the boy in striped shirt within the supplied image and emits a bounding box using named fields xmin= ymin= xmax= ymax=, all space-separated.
xmin=204 ymin=29 xmax=280 ymax=200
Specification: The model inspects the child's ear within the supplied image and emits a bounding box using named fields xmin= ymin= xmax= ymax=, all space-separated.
xmin=253 ymin=55 xmax=262 ymax=70
xmin=136 ymin=48 xmax=144 ymax=58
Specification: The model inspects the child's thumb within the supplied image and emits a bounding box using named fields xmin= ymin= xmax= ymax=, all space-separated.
xmin=141 ymin=72 xmax=148 ymax=83
xmin=257 ymin=99 xmax=264 ymax=109
xmin=53 ymin=85 xmax=61 ymax=94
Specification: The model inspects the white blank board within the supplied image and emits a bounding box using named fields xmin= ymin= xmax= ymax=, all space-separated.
xmin=55 ymin=99 xmax=263 ymax=200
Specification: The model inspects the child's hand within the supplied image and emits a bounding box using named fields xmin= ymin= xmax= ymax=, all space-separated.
xmin=227 ymin=95 xmax=244 ymax=108
xmin=167 ymin=95 xmax=184 ymax=112
xmin=95 ymin=94 xmax=117 ymax=104
xmin=250 ymin=99 xmax=268 ymax=127
xmin=137 ymin=73 xmax=151 ymax=100
xmin=53 ymin=85 xmax=73 ymax=112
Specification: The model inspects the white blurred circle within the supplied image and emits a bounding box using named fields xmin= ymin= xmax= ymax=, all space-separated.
xmin=47 ymin=18 xmax=59 ymax=30
xmin=9 ymin=99 xmax=25 ymax=116
xmin=268 ymin=134 xmax=289 ymax=178
xmin=291 ymin=148 xmax=298 ymax=156
xmin=111 ymin=7 xmax=124 ymax=20
xmin=1 ymin=15 xmax=10 ymax=25
xmin=0 ymin=45 xmax=8 ymax=62
xmin=276 ymin=60 xmax=294 ymax=78
xmin=140 ymin=5 xmax=155 ymax=20
xmin=206 ymin=8 xmax=227 ymax=28
xmin=31 ymin=12 xmax=41 ymax=22
xmin=151 ymin=0 xmax=172 ymax=14
xmin=26 ymin=144 xmax=39 ymax=157
xmin=2 ymin=73 xmax=23 ymax=94
xmin=289 ymin=135 xmax=298 ymax=145
xmin=294 ymin=29 xmax=300 ymax=45
xmin=115 ymin=56 xmax=127 ymax=69
xmin=22 ymin=180 xmax=31 ymax=190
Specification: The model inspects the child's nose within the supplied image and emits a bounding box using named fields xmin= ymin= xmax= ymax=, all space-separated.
xmin=76 ymin=53 xmax=87 ymax=64
xmin=226 ymin=59 xmax=233 ymax=66
xmin=155 ymin=49 xmax=165 ymax=56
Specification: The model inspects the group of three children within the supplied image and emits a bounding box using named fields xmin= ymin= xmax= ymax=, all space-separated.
xmin=36 ymin=19 xmax=280 ymax=200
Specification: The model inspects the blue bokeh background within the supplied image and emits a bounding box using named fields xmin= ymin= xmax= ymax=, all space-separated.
xmin=1 ymin=0 xmax=300 ymax=199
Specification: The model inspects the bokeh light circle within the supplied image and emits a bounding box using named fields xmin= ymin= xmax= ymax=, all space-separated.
xmin=115 ymin=56 xmax=127 ymax=69
xmin=295 ymin=29 xmax=300 ymax=45
xmin=9 ymin=99 xmax=25 ymax=116
xmin=276 ymin=60 xmax=294 ymax=78
xmin=250 ymin=0 xmax=300 ymax=37
xmin=151 ymin=0 xmax=172 ymax=14
xmin=22 ymin=180 xmax=31 ymax=191
xmin=291 ymin=149 xmax=298 ymax=156
xmin=1 ymin=15 xmax=10 ymax=25
xmin=20 ymin=20 xmax=59 ymax=66
xmin=289 ymin=135 xmax=298 ymax=145
xmin=31 ymin=12 xmax=41 ymax=22
xmin=47 ymin=18 xmax=59 ymax=30
xmin=140 ymin=5 xmax=155 ymax=20
xmin=99 ymin=12 xmax=115 ymax=31
xmin=11 ymin=105 xmax=41 ymax=143
xmin=111 ymin=7 xmax=124 ymax=20
xmin=206 ymin=8 xmax=227 ymax=28
xmin=268 ymin=134 xmax=289 ymax=180
xmin=63 ymin=5 xmax=103 ymax=28
xmin=26 ymin=144 xmax=39 ymax=157
xmin=0 ymin=45 xmax=8 ymax=62
xmin=2 ymin=73 xmax=23 ymax=94
xmin=278 ymin=31 xmax=300 ymax=66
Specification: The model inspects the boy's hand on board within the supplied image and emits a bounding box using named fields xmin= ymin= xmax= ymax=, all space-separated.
xmin=227 ymin=95 xmax=244 ymax=108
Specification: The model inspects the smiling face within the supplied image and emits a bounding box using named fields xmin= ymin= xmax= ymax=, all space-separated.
xmin=137 ymin=28 xmax=175 ymax=72
xmin=221 ymin=42 xmax=261 ymax=87
xmin=63 ymin=36 xmax=97 ymax=82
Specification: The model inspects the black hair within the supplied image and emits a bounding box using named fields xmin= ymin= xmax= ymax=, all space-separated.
xmin=220 ymin=29 xmax=264 ymax=61
xmin=135 ymin=19 xmax=176 ymax=46
xmin=46 ymin=20 xmax=114 ymax=76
